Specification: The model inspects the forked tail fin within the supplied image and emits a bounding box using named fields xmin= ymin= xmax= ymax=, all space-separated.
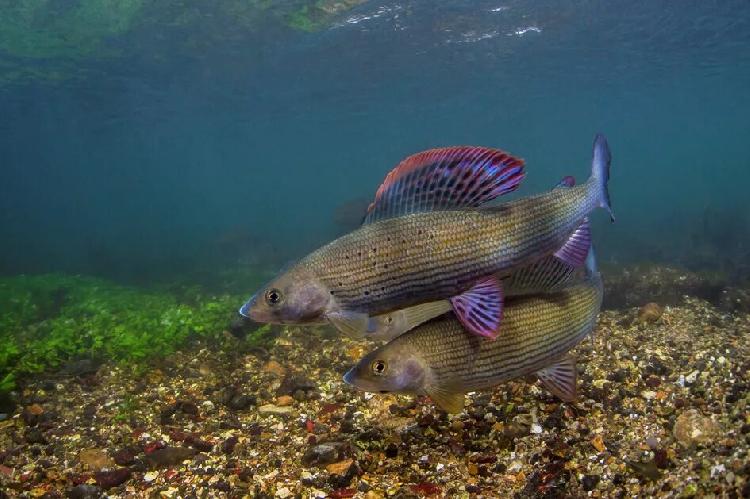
xmin=590 ymin=133 xmax=614 ymax=222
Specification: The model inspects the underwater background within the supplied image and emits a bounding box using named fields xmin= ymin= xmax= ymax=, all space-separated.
xmin=1 ymin=1 xmax=750 ymax=497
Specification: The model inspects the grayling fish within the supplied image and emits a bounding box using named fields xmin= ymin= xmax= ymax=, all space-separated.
xmin=240 ymin=134 xmax=611 ymax=340
xmin=365 ymin=177 xmax=585 ymax=341
xmin=343 ymin=252 xmax=603 ymax=413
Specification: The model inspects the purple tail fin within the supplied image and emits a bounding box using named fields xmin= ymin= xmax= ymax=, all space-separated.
xmin=591 ymin=133 xmax=614 ymax=222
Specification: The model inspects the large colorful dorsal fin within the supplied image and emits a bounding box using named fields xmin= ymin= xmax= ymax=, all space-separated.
xmin=363 ymin=146 xmax=525 ymax=224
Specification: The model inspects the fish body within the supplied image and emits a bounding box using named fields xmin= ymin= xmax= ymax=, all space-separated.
xmin=241 ymin=135 xmax=611 ymax=339
xmin=343 ymin=263 xmax=603 ymax=413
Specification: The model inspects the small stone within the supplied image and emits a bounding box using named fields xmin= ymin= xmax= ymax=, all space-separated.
xmin=591 ymin=434 xmax=606 ymax=452
xmin=112 ymin=449 xmax=135 ymax=466
xmin=145 ymin=447 xmax=197 ymax=469
xmin=79 ymin=449 xmax=114 ymax=471
xmin=276 ymin=486 xmax=292 ymax=498
xmin=276 ymin=395 xmax=294 ymax=407
xmin=201 ymin=400 xmax=215 ymax=412
xmin=301 ymin=471 xmax=315 ymax=485
xmin=673 ymin=409 xmax=721 ymax=447
xmin=258 ymin=404 xmax=294 ymax=417
xmin=326 ymin=459 xmax=353 ymax=476
xmin=26 ymin=404 xmax=45 ymax=416
xmin=228 ymin=394 xmax=256 ymax=411
xmin=637 ymin=303 xmax=663 ymax=324
xmin=68 ymin=484 xmax=103 ymax=499
xmin=143 ymin=471 xmax=158 ymax=482
xmin=302 ymin=442 xmax=344 ymax=466
xmin=222 ymin=436 xmax=239 ymax=454
xmin=262 ymin=360 xmax=287 ymax=377
xmin=530 ymin=423 xmax=543 ymax=434
xmin=641 ymin=390 xmax=657 ymax=401
xmin=581 ymin=474 xmax=600 ymax=491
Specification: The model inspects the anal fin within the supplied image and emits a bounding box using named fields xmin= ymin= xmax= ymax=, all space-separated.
xmin=450 ymin=276 xmax=504 ymax=339
xmin=554 ymin=218 xmax=591 ymax=268
xmin=536 ymin=355 xmax=577 ymax=402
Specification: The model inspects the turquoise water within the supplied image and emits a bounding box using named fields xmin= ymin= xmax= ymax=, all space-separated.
xmin=1 ymin=1 xmax=749 ymax=282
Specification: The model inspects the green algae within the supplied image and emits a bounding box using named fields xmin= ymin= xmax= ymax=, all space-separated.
xmin=0 ymin=273 xmax=256 ymax=393
xmin=0 ymin=0 xmax=366 ymax=85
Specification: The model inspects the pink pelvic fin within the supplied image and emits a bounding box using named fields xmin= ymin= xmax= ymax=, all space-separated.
xmin=553 ymin=218 xmax=591 ymax=268
xmin=449 ymin=276 xmax=504 ymax=339
xmin=363 ymin=146 xmax=525 ymax=224
xmin=536 ymin=355 xmax=577 ymax=402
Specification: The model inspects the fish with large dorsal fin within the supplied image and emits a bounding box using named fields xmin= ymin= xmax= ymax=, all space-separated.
xmin=239 ymin=134 xmax=612 ymax=340
xmin=343 ymin=253 xmax=603 ymax=413
xmin=364 ymin=176 xmax=589 ymax=341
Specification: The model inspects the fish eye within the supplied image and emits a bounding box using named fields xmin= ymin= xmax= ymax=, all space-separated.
xmin=371 ymin=359 xmax=387 ymax=376
xmin=265 ymin=288 xmax=283 ymax=306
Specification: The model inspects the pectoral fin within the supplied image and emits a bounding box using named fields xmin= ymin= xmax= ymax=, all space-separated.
xmin=536 ymin=355 xmax=577 ymax=402
xmin=450 ymin=276 xmax=504 ymax=339
xmin=425 ymin=381 xmax=465 ymax=414
xmin=327 ymin=310 xmax=370 ymax=339
xmin=368 ymin=300 xmax=452 ymax=341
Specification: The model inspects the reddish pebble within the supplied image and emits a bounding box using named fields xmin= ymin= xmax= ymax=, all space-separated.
xmin=95 ymin=468 xmax=131 ymax=489
xmin=411 ymin=482 xmax=441 ymax=496
xmin=330 ymin=488 xmax=356 ymax=498
xmin=306 ymin=419 xmax=315 ymax=433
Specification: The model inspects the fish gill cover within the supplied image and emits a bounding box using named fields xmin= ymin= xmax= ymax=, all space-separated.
xmin=0 ymin=1 xmax=750 ymax=497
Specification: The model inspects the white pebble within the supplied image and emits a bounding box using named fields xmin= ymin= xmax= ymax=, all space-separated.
xmin=531 ymin=423 xmax=543 ymax=434
xmin=276 ymin=486 xmax=292 ymax=498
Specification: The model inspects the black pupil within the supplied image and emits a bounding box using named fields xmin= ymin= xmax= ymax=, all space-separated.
xmin=268 ymin=290 xmax=279 ymax=303
xmin=376 ymin=362 xmax=384 ymax=372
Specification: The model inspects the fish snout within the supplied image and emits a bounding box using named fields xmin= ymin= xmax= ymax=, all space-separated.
xmin=238 ymin=294 xmax=263 ymax=321
xmin=342 ymin=368 xmax=355 ymax=386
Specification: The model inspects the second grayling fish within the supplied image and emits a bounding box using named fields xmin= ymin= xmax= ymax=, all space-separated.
xmin=240 ymin=134 xmax=611 ymax=340
xmin=343 ymin=253 xmax=603 ymax=413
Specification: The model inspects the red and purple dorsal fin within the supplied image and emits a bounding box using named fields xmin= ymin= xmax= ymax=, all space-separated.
xmin=363 ymin=146 xmax=525 ymax=224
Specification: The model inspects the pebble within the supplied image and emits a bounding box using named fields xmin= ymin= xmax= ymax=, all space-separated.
xmin=276 ymin=395 xmax=294 ymax=406
xmin=530 ymin=423 xmax=543 ymax=434
xmin=302 ymin=442 xmax=344 ymax=466
xmin=68 ymin=484 xmax=103 ymax=499
xmin=581 ymin=474 xmax=600 ymax=491
xmin=201 ymin=400 xmax=215 ymax=412
xmin=94 ymin=468 xmax=131 ymax=489
xmin=112 ymin=448 xmax=135 ymax=466
xmin=228 ymin=394 xmax=256 ymax=411
xmin=637 ymin=303 xmax=663 ymax=324
xmin=326 ymin=458 xmax=353 ymax=475
xmin=673 ymin=409 xmax=721 ymax=447
xmin=275 ymin=486 xmax=292 ymax=498
xmin=144 ymin=447 xmax=197 ymax=469
xmin=258 ymin=404 xmax=294 ymax=417
xmin=641 ymin=390 xmax=657 ymax=400
xmin=79 ymin=449 xmax=114 ymax=471
xmin=262 ymin=360 xmax=287 ymax=377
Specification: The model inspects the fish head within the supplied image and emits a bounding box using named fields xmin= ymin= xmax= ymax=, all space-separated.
xmin=239 ymin=265 xmax=330 ymax=324
xmin=343 ymin=343 xmax=426 ymax=394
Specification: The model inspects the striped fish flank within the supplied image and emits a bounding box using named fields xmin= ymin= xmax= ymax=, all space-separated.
xmin=343 ymin=271 xmax=603 ymax=413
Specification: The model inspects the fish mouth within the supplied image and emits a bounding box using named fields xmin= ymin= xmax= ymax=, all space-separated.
xmin=238 ymin=294 xmax=257 ymax=319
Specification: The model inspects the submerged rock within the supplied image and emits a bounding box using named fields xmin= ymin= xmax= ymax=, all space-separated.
xmin=673 ymin=409 xmax=721 ymax=447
